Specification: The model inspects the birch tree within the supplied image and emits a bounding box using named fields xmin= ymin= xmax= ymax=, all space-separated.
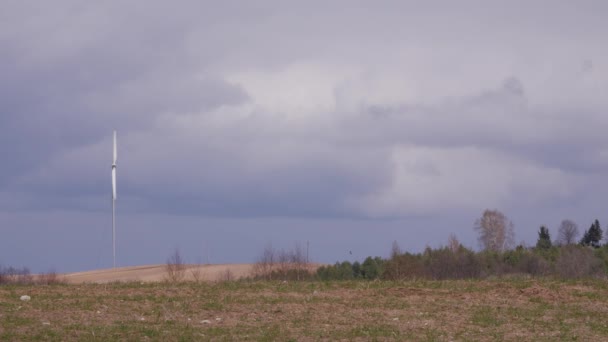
xmin=474 ymin=209 xmax=515 ymax=252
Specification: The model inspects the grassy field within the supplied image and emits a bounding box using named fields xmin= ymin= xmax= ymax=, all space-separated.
xmin=1 ymin=278 xmax=608 ymax=341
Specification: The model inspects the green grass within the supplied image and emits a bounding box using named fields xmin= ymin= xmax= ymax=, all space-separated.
xmin=471 ymin=305 xmax=503 ymax=327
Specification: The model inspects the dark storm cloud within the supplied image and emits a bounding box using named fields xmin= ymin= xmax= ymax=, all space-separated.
xmin=0 ymin=1 xmax=250 ymax=189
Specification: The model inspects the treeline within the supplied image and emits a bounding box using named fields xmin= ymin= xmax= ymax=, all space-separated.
xmin=255 ymin=210 xmax=608 ymax=281
xmin=317 ymin=243 xmax=608 ymax=281
xmin=0 ymin=265 xmax=62 ymax=285
xmin=318 ymin=211 xmax=608 ymax=281
xmin=253 ymin=242 xmax=608 ymax=282
xmin=316 ymin=256 xmax=384 ymax=280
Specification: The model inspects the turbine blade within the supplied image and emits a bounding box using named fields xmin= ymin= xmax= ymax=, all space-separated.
xmin=113 ymin=131 xmax=117 ymax=164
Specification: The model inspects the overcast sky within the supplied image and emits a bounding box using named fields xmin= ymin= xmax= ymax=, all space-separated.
xmin=2 ymin=1 xmax=608 ymax=272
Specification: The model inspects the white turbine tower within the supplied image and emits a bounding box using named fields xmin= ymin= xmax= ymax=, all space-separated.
xmin=111 ymin=131 xmax=117 ymax=268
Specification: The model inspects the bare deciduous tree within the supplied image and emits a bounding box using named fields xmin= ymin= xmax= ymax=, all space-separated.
xmin=253 ymin=242 xmax=312 ymax=281
xmin=165 ymin=248 xmax=187 ymax=282
xmin=387 ymin=241 xmax=405 ymax=280
xmin=189 ymin=260 xmax=205 ymax=283
xmin=290 ymin=242 xmax=307 ymax=281
xmin=217 ymin=268 xmax=234 ymax=282
xmin=277 ymin=248 xmax=291 ymax=276
xmin=474 ymin=209 xmax=515 ymax=252
xmin=556 ymin=219 xmax=579 ymax=245
xmin=38 ymin=269 xmax=60 ymax=285
xmin=252 ymin=243 xmax=276 ymax=280
xmin=391 ymin=240 xmax=402 ymax=258
xmin=447 ymin=234 xmax=462 ymax=253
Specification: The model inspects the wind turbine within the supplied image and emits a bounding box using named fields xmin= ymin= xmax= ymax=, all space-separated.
xmin=111 ymin=131 xmax=117 ymax=268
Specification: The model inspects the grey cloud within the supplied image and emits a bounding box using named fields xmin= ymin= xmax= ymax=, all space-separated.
xmin=0 ymin=2 xmax=252 ymax=187
xmin=3 ymin=0 xmax=608 ymax=220
xmin=333 ymin=76 xmax=608 ymax=176
xmin=4 ymin=1 xmax=608 ymax=273
xmin=9 ymin=114 xmax=393 ymax=217
xmin=333 ymin=77 xmax=529 ymax=146
xmin=118 ymin=130 xmax=393 ymax=218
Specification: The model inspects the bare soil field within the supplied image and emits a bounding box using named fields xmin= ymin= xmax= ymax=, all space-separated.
xmin=63 ymin=264 xmax=257 ymax=284
xmin=1 ymin=278 xmax=608 ymax=341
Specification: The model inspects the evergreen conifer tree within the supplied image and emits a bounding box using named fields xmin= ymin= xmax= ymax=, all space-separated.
xmin=536 ymin=225 xmax=552 ymax=249
xmin=580 ymin=219 xmax=603 ymax=248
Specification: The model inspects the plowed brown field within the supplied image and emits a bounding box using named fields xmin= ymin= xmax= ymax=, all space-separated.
xmin=2 ymin=277 xmax=608 ymax=341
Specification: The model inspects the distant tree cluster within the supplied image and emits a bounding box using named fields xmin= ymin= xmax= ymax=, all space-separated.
xmin=251 ymin=242 xmax=311 ymax=281
xmin=316 ymin=257 xmax=384 ymax=281
xmin=313 ymin=209 xmax=608 ymax=281
xmin=580 ymin=220 xmax=603 ymax=248
xmin=0 ymin=265 xmax=62 ymax=285
xmin=475 ymin=209 xmax=606 ymax=251
xmin=316 ymin=243 xmax=607 ymax=281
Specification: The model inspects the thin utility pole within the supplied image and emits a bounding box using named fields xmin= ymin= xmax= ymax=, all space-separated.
xmin=306 ymin=240 xmax=309 ymax=264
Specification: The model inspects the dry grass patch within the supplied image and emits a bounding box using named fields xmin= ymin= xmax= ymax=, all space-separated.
xmin=1 ymin=279 xmax=608 ymax=341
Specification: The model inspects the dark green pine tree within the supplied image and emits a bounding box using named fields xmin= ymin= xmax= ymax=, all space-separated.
xmin=536 ymin=225 xmax=552 ymax=249
xmin=580 ymin=219 xmax=603 ymax=248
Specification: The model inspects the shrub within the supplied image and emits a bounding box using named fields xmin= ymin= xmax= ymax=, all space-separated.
xmin=422 ymin=246 xmax=481 ymax=280
xmin=38 ymin=270 xmax=62 ymax=285
xmin=165 ymin=248 xmax=187 ymax=282
xmin=556 ymin=245 xmax=604 ymax=279
xmin=217 ymin=269 xmax=234 ymax=282
xmin=594 ymin=245 xmax=608 ymax=274
xmin=252 ymin=244 xmax=276 ymax=280
xmin=514 ymin=252 xmax=551 ymax=276
xmin=253 ymin=243 xmax=312 ymax=281
xmin=383 ymin=252 xmax=424 ymax=280
xmin=317 ymin=262 xmax=353 ymax=281
xmin=360 ymin=256 xmax=384 ymax=280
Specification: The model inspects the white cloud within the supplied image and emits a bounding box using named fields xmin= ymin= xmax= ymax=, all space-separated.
xmin=350 ymin=145 xmax=579 ymax=217
xmin=227 ymin=63 xmax=348 ymax=117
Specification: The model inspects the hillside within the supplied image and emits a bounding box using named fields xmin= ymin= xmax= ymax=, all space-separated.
xmin=62 ymin=264 xmax=256 ymax=283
